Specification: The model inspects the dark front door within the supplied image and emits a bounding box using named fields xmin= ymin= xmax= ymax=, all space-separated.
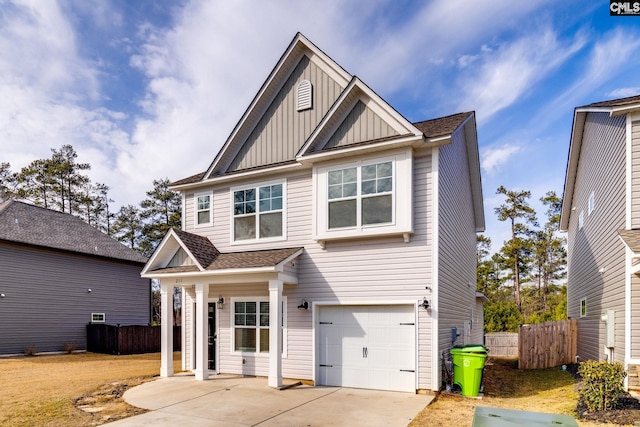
xmin=208 ymin=303 xmax=216 ymax=370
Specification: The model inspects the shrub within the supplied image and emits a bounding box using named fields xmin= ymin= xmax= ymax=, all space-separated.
xmin=578 ymin=360 xmax=627 ymax=411
xmin=63 ymin=343 xmax=77 ymax=354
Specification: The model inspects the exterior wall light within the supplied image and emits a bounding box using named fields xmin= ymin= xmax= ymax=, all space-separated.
xmin=297 ymin=299 xmax=309 ymax=310
xmin=217 ymin=296 xmax=224 ymax=309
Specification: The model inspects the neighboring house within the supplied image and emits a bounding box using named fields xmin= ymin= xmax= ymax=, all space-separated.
xmin=560 ymin=94 xmax=640 ymax=388
xmin=0 ymin=200 xmax=150 ymax=355
xmin=142 ymin=33 xmax=484 ymax=393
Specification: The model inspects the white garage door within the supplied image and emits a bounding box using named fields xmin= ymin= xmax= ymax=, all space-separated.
xmin=318 ymin=305 xmax=416 ymax=392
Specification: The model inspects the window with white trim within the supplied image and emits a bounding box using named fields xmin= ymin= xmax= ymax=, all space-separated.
xmin=588 ymin=192 xmax=595 ymax=215
xmin=91 ymin=313 xmax=105 ymax=323
xmin=314 ymin=150 xmax=412 ymax=240
xmin=232 ymin=298 xmax=286 ymax=354
xmin=195 ymin=192 xmax=212 ymax=226
xmin=580 ymin=298 xmax=587 ymax=317
xmin=232 ymin=181 xmax=285 ymax=242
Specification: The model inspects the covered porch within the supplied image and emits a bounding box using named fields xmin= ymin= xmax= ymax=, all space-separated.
xmin=141 ymin=228 xmax=303 ymax=388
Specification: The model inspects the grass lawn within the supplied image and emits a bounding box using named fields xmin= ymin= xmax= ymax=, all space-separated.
xmin=0 ymin=352 xmax=180 ymax=427
xmin=410 ymin=357 xmax=632 ymax=427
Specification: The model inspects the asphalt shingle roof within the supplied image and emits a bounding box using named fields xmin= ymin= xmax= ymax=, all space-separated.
xmin=0 ymin=200 xmax=147 ymax=264
xmin=618 ymin=229 xmax=640 ymax=253
xmin=582 ymin=94 xmax=640 ymax=108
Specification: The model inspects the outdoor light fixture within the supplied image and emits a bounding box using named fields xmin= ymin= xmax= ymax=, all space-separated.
xmin=87 ymin=288 xmax=92 ymax=293
xmin=421 ymin=297 xmax=430 ymax=310
xmin=217 ymin=296 xmax=224 ymax=309
xmin=297 ymin=299 xmax=309 ymax=310
xmin=0 ymin=293 xmax=5 ymax=298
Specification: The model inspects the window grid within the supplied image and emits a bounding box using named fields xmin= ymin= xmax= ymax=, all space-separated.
xmin=232 ymin=299 xmax=286 ymax=355
xmin=232 ymin=183 xmax=284 ymax=241
xmin=196 ymin=194 xmax=211 ymax=225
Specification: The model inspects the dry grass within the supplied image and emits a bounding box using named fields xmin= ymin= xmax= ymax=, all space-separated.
xmin=0 ymin=351 xmax=180 ymax=427
xmin=410 ymin=357 xmax=635 ymax=427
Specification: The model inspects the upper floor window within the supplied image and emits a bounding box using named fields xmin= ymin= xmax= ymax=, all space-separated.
xmin=195 ymin=192 xmax=212 ymax=226
xmin=313 ymin=149 xmax=412 ymax=242
xmin=232 ymin=181 xmax=285 ymax=242
xmin=580 ymin=298 xmax=587 ymax=317
xmin=588 ymin=192 xmax=595 ymax=215
xmin=578 ymin=210 xmax=584 ymax=230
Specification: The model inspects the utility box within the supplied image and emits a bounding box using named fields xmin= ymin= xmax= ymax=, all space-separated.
xmin=601 ymin=309 xmax=615 ymax=349
xmin=472 ymin=406 xmax=578 ymax=427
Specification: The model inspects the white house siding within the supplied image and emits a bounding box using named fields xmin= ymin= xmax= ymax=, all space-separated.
xmin=437 ymin=128 xmax=478 ymax=366
xmin=0 ymin=243 xmax=149 ymax=355
xmin=181 ymin=151 xmax=435 ymax=389
xmin=228 ymin=56 xmax=344 ymax=172
xmin=630 ymin=119 xmax=640 ymax=359
xmin=566 ymin=112 xmax=626 ymax=363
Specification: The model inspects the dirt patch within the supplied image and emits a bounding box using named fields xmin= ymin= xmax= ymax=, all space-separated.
xmin=74 ymin=378 xmax=153 ymax=425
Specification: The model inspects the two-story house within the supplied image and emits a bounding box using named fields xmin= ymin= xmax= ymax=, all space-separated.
xmin=560 ymin=94 xmax=640 ymax=388
xmin=142 ymin=33 xmax=484 ymax=394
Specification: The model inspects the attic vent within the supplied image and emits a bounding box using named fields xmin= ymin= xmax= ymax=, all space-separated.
xmin=296 ymin=79 xmax=312 ymax=111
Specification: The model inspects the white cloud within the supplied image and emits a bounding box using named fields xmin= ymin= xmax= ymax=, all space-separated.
xmin=481 ymin=144 xmax=522 ymax=176
xmin=608 ymin=87 xmax=640 ymax=98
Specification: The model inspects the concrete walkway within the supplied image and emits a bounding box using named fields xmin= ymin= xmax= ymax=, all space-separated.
xmin=107 ymin=374 xmax=433 ymax=426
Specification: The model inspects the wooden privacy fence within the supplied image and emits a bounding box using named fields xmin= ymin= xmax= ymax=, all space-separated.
xmin=485 ymin=332 xmax=519 ymax=357
xmin=518 ymin=319 xmax=577 ymax=370
xmin=87 ymin=324 xmax=181 ymax=355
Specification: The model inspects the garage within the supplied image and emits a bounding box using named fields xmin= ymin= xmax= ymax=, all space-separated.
xmin=317 ymin=305 xmax=416 ymax=392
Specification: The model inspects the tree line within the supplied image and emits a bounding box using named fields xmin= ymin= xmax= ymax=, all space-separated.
xmin=0 ymin=145 xmax=181 ymax=257
xmin=478 ymin=186 xmax=567 ymax=332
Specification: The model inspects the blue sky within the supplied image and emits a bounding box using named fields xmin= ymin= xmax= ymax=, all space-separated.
xmin=2 ymin=0 xmax=640 ymax=248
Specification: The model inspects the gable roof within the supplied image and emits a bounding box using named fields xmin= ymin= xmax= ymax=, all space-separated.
xmin=142 ymin=228 xmax=302 ymax=277
xmin=560 ymin=93 xmax=640 ymax=231
xmin=0 ymin=200 xmax=147 ymax=264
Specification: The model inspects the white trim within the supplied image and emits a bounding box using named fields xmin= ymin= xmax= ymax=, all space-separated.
xmin=626 ymin=113 xmax=633 ymax=373
xmin=312 ymin=149 xmax=413 ymax=242
xmin=431 ymin=147 xmax=440 ymax=391
xmin=230 ymin=178 xmax=287 ymax=245
xmin=580 ymin=298 xmax=587 ymax=317
xmin=229 ymin=296 xmax=288 ymax=358
xmin=90 ymin=313 xmax=105 ymax=323
xmin=181 ymin=193 xmax=186 ymax=230
xmin=194 ymin=190 xmax=213 ymax=228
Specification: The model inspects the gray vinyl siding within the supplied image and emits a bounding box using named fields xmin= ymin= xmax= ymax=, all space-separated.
xmin=181 ymin=152 xmax=436 ymax=389
xmin=437 ymin=128 xmax=478 ymax=361
xmin=566 ymin=112 xmax=626 ymax=363
xmin=324 ymin=101 xmax=399 ymax=149
xmin=228 ymin=56 xmax=343 ymax=172
xmin=631 ymin=120 xmax=640 ymax=359
xmin=0 ymin=243 xmax=149 ymax=355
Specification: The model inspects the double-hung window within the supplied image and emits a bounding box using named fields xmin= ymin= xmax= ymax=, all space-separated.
xmin=195 ymin=192 xmax=212 ymax=226
xmin=314 ymin=150 xmax=412 ymax=241
xmin=232 ymin=298 xmax=286 ymax=354
xmin=328 ymin=161 xmax=393 ymax=229
xmin=232 ymin=181 xmax=285 ymax=242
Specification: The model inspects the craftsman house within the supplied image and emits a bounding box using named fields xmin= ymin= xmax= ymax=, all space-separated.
xmin=0 ymin=200 xmax=150 ymax=355
xmin=142 ymin=33 xmax=484 ymax=393
xmin=560 ymin=94 xmax=640 ymax=388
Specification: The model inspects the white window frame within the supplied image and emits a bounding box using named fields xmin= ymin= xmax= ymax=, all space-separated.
xmin=313 ymin=149 xmax=412 ymax=241
xmin=230 ymin=179 xmax=286 ymax=244
xmin=230 ymin=297 xmax=287 ymax=357
xmin=580 ymin=298 xmax=587 ymax=317
xmin=588 ymin=192 xmax=595 ymax=215
xmin=194 ymin=191 xmax=213 ymax=227
xmin=578 ymin=210 xmax=584 ymax=230
xmin=91 ymin=313 xmax=105 ymax=323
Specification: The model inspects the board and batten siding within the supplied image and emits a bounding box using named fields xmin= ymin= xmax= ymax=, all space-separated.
xmin=228 ymin=56 xmax=343 ymax=172
xmin=324 ymin=100 xmax=399 ymax=149
xmin=0 ymin=243 xmax=149 ymax=355
xmin=566 ymin=112 xmax=626 ymax=363
xmin=180 ymin=151 xmax=435 ymax=389
xmin=630 ymin=119 xmax=640 ymax=359
xmin=437 ymin=128 xmax=479 ymax=362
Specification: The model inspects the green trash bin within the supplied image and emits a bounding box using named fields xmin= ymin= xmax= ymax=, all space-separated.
xmin=450 ymin=344 xmax=488 ymax=397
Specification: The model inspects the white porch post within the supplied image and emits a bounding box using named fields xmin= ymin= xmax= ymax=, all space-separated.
xmin=268 ymin=278 xmax=283 ymax=388
xmin=195 ymin=282 xmax=210 ymax=381
xmin=160 ymin=280 xmax=174 ymax=377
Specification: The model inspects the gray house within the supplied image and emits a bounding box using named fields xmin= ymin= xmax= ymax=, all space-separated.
xmin=142 ymin=33 xmax=484 ymax=393
xmin=0 ymin=200 xmax=150 ymax=355
xmin=560 ymin=94 xmax=640 ymax=389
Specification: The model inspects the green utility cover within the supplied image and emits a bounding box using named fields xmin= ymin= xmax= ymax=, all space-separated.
xmin=472 ymin=406 xmax=578 ymax=427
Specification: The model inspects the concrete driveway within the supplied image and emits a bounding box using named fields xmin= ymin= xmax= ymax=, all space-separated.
xmin=106 ymin=374 xmax=433 ymax=426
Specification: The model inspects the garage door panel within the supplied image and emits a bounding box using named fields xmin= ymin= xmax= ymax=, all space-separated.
xmin=317 ymin=305 xmax=416 ymax=392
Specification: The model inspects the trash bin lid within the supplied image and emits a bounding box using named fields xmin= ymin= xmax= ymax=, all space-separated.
xmin=454 ymin=344 xmax=488 ymax=354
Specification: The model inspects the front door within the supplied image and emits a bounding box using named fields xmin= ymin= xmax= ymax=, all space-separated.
xmin=208 ymin=303 xmax=216 ymax=370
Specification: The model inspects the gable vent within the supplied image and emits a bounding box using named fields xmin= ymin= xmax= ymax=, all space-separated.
xmin=296 ymin=79 xmax=313 ymax=111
